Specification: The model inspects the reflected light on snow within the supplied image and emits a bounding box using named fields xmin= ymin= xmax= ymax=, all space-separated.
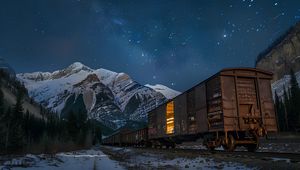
xmin=57 ymin=153 xmax=108 ymax=158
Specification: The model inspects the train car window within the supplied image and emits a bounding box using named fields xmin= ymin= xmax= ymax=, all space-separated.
xmin=166 ymin=101 xmax=175 ymax=134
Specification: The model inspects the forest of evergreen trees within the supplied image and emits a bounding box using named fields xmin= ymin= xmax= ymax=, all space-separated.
xmin=0 ymin=70 xmax=102 ymax=154
xmin=275 ymin=69 xmax=300 ymax=132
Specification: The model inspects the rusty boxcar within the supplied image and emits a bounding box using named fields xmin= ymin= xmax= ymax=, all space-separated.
xmin=102 ymin=129 xmax=131 ymax=146
xmin=122 ymin=127 xmax=148 ymax=146
xmin=148 ymin=68 xmax=277 ymax=151
xmin=102 ymin=128 xmax=148 ymax=146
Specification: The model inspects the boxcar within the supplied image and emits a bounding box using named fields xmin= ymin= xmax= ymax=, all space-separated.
xmin=122 ymin=127 xmax=148 ymax=146
xmin=102 ymin=129 xmax=131 ymax=146
xmin=103 ymin=128 xmax=148 ymax=146
xmin=148 ymin=68 xmax=277 ymax=151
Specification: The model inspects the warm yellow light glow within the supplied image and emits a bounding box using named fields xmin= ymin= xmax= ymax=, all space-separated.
xmin=166 ymin=101 xmax=174 ymax=134
xmin=167 ymin=121 xmax=174 ymax=124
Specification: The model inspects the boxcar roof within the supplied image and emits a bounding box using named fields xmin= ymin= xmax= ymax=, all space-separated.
xmin=221 ymin=67 xmax=273 ymax=76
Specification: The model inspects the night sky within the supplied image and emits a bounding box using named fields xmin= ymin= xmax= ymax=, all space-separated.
xmin=0 ymin=0 xmax=300 ymax=91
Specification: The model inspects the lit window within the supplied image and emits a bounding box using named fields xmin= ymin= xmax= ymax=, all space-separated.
xmin=166 ymin=101 xmax=174 ymax=134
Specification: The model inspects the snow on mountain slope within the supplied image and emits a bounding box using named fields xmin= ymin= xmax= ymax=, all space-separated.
xmin=271 ymin=70 xmax=300 ymax=99
xmin=17 ymin=62 xmax=177 ymax=129
xmin=145 ymin=84 xmax=180 ymax=99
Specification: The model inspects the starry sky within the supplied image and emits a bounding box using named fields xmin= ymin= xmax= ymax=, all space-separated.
xmin=0 ymin=0 xmax=300 ymax=91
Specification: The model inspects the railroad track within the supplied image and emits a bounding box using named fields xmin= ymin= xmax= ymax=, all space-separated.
xmin=124 ymin=146 xmax=300 ymax=161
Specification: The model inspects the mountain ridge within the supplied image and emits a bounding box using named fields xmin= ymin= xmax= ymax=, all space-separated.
xmin=256 ymin=21 xmax=300 ymax=82
xmin=17 ymin=62 xmax=180 ymax=129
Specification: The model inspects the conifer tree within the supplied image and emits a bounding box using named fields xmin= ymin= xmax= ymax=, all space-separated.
xmin=0 ymin=88 xmax=5 ymax=150
xmin=9 ymin=90 xmax=25 ymax=151
xmin=24 ymin=110 xmax=31 ymax=145
xmin=283 ymin=86 xmax=292 ymax=130
xmin=76 ymin=109 xmax=88 ymax=145
xmin=0 ymin=88 xmax=4 ymax=114
xmin=275 ymin=92 xmax=281 ymax=128
xmin=3 ymin=107 xmax=11 ymax=151
xmin=275 ymin=92 xmax=287 ymax=131
xmin=67 ymin=110 xmax=77 ymax=141
xmin=94 ymin=122 xmax=102 ymax=144
xmin=289 ymin=69 xmax=300 ymax=130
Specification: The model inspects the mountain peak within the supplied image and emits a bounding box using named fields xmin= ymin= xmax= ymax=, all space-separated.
xmin=67 ymin=62 xmax=90 ymax=71
xmin=145 ymin=84 xmax=180 ymax=99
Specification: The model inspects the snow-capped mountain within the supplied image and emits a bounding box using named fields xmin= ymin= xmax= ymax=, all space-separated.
xmin=17 ymin=62 xmax=180 ymax=129
xmin=145 ymin=84 xmax=180 ymax=99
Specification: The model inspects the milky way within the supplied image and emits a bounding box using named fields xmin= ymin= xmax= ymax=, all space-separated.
xmin=0 ymin=0 xmax=300 ymax=91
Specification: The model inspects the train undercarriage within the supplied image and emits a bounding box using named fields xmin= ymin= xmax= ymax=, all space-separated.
xmin=203 ymin=130 xmax=263 ymax=152
xmin=147 ymin=127 xmax=265 ymax=152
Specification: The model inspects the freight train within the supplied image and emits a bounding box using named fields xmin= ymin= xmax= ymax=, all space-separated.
xmin=102 ymin=68 xmax=278 ymax=152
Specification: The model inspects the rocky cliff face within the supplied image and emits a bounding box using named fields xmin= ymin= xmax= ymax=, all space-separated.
xmin=0 ymin=58 xmax=15 ymax=77
xmin=256 ymin=22 xmax=300 ymax=82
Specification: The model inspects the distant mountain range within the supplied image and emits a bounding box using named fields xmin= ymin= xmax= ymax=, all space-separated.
xmin=17 ymin=62 xmax=180 ymax=129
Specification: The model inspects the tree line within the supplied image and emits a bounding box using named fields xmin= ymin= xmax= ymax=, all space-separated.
xmin=0 ymin=70 xmax=102 ymax=154
xmin=275 ymin=69 xmax=300 ymax=132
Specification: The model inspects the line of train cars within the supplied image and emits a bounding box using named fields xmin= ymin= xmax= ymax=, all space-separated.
xmin=102 ymin=68 xmax=278 ymax=152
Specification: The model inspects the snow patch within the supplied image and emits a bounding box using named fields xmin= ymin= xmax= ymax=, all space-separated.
xmin=145 ymin=84 xmax=180 ymax=99
xmin=0 ymin=149 xmax=125 ymax=170
xmin=271 ymin=70 xmax=300 ymax=99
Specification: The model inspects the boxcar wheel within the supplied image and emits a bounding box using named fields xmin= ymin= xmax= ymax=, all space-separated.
xmin=247 ymin=144 xmax=258 ymax=152
xmin=171 ymin=144 xmax=176 ymax=149
xmin=203 ymin=137 xmax=214 ymax=151
xmin=247 ymin=136 xmax=259 ymax=152
xmin=223 ymin=135 xmax=236 ymax=152
xmin=208 ymin=146 xmax=215 ymax=151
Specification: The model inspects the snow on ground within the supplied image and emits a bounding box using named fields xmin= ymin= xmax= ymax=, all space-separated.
xmin=258 ymin=142 xmax=300 ymax=153
xmin=131 ymin=152 xmax=247 ymax=170
xmin=176 ymin=139 xmax=300 ymax=153
xmin=102 ymin=146 xmax=252 ymax=170
xmin=0 ymin=149 xmax=124 ymax=170
xmin=2 ymin=138 xmax=299 ymax=170
xmin=1 ymin=144 xmax=299 ymax=170
xmin=271 ymin=157 xmax=291 ymax=163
